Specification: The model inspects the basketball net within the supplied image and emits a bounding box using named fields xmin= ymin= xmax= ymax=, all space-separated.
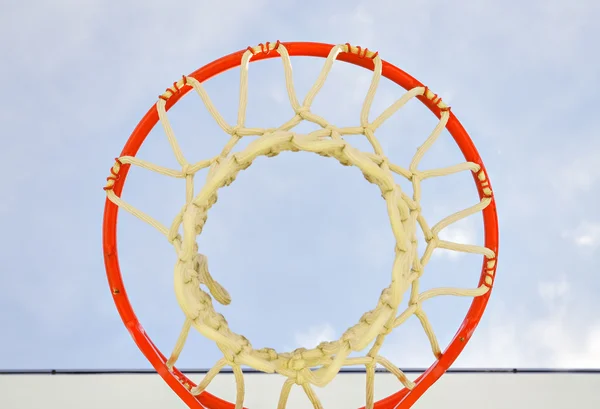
xmin=104 ymin=42 xmax=497 ymax=409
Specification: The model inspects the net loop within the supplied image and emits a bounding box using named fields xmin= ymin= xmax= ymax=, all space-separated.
xmin=103 ymin=158 xmax=122 ymax=191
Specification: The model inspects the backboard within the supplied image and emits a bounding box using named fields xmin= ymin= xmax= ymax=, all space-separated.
xmin=2 ymin=369 xmax=599 ymax=408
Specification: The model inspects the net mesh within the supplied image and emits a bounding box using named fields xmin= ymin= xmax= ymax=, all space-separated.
xmin=104 ymin=42 xmax=496 ymax=409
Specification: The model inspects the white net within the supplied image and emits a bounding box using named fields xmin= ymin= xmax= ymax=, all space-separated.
xmin=104 ymin=42 xmax=496 ymax=409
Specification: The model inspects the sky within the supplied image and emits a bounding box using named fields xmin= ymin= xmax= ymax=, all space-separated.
xmin=1 ymin=0 xmax=599 ymax=375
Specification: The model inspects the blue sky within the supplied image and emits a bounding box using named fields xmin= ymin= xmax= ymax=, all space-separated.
xmin=1 ymin=0 xmax=599 ymax=372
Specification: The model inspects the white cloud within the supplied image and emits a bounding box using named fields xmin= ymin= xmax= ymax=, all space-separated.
xmin=294 ymin=324 xmax=337 ymax=349
xmin=562 ymin=222 xmax=600 ymax=248
xmin=538 ymin=277 xmax=570 ymax=304
xmin=270 ymin=85 xmax=287 ymax=104
xmin=458 ymin=317 xmax=600 ymax=369
xmin=459 ymin=276 xmax=600 ymax=368
xmin=555 ymin=152 xmax=600 ymax=194
xmin=530 ymin=319 xmax=600 ymax=368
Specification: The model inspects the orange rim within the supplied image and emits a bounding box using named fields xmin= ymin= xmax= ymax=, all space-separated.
xmin=102 ymin=41 xmax=499 ymax=409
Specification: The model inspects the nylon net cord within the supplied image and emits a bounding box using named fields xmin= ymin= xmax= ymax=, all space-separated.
xmin=104 ymin=42 xmax=496 ymax=409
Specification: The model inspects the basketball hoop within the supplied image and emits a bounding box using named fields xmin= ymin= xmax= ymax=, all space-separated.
xmin=103 ymin=41 xmax=499 ymax=409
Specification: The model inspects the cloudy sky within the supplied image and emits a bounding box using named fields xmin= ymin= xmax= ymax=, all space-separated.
xmin=1 ymin=0 xmax=599 ymax=375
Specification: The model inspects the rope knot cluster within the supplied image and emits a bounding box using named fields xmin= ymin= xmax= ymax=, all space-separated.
xmin=105 ymin=42 xmax=496 ymax=409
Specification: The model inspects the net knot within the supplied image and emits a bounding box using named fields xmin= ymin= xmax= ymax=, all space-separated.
xmin=289 ymin=355 xmax=307 ymax=371
xmin=181 ymin=164 xmax=193 ymax=176
xmin=183 ymin=265 xmax=198 ymax=284
xmin=187 ymin=289 xmax=212 ymax=321
xmin=295 ymin=106 xmax=310 ymax=119
xmin=317 ymin=341 xmax=338 ymax=356
xmin=229 ymin=125 xmax=243 ymax=138
xmin=362 ymin=124 xmax=376 ymax=137
xmin=380 ymin=323 xmax=393 ymax=336
xmin=192 ymin=207 xmax=208 ymax=234
xmin=167 ymin=232 xmax=181 ymax=246
xmin=257 ymin=347 xmax=278 ymax=361
xmin=294 ymin=370 xmax=307 ymax=385
xmin=341 ymin=327 xmax=362 ymax=350
xmin=408 ymin=299 xmax=420 ymax=309
xmin=231 ymin=335 xmax=252 ymax=356
xmin=324 ymin=124 xmax=340 ymax=136
xmin=379 ymin=287 xmax=392 ymax=306
xmin=360 ymin=311 xmax=376 ymax=325
xmin=205 ymin=312 xmax=227 ymax=331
